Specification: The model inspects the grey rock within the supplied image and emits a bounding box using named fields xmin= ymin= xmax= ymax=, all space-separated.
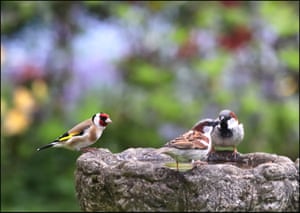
xmin=75 ymin=148 xmax=299 ymax=212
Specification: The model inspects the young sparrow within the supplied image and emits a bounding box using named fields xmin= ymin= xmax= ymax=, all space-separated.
xmin=37 ymin=112 xmax=112 ymax=152
xmin=157 ymin=118 xmax=218 ymax=171
xmin=211 ymin=109 xmax=244 ymax=157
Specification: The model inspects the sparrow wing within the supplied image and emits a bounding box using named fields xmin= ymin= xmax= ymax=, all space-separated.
xmin=192 ymin=139 xmax=209 ymax=149
xmin=166 ymin=139 xmax=194 ymax=149
xmin=165 ymin=130 xmax=209 ymax=150
xmin=55 ymin=119 xmax=93 ymax=142
xmin=187 ymin=131 xmax=209 ymax=149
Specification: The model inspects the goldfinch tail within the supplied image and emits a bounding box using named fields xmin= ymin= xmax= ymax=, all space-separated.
xmin=37 ymin=143 xmax=55 ymax=151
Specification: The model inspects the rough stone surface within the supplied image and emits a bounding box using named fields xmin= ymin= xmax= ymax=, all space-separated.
xmin=75 ymin=148 xmax=299 ymax=212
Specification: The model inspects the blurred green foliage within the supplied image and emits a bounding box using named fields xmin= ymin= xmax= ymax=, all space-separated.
xmin=1 ymin=1 xmax=299 ymax=211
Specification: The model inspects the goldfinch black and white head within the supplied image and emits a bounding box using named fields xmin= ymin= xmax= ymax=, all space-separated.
xmin=37 ymin=112 xmax=112 ymax=152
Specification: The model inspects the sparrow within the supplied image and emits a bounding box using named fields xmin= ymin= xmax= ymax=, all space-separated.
xmin=211 ymin=109 xmax=244 ymax=158
xmin=157 ymin=118 xmax=218 ymax=171
xmin=37 ymin=112 xmax=112 ymax=152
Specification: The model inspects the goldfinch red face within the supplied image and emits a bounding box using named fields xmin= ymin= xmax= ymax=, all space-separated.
xmin=93 ymin=113 xmax=112 ymax=127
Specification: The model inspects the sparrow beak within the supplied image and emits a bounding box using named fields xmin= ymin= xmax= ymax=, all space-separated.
xmin=106 ymin=118 xmax=112 ymax=123
xmin=213 ymin=121 xmax=219 ymax=127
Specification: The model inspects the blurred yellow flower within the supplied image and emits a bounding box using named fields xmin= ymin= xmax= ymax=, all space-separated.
xmin=32 ymin=79 xmax=48 ymax=102
xmin=277 ymin=76 xmax=298 ymax=97
xmin=13 ymin=86 xmax=36 ymax=114
xmin=1 ymin=45 xmax=5 ymax=65
xmin=3 ymin=108 xmax=30 ymax=136
xmin=1 ymin=98 xmax=7 ymax=116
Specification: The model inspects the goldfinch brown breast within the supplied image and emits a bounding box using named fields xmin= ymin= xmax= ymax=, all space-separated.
xmin=37 ymin=112 xmax=112 ymax=152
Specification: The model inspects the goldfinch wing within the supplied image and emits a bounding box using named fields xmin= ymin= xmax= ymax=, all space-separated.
xmin=56 ymin=131 xmax=83 ymax=142
xmin=55 ymin=119 xmax=93 ymax=142
xmin=67 ymin=118 xmax=93 ymax=133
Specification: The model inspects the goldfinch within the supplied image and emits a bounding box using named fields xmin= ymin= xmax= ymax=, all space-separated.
xmin=37 ymin=112 xmax=112 ymax=152
xmin=157 ymin=118 xmax=218 ymax=171
xmin=211 ymin=109 xmax=244 ymax=157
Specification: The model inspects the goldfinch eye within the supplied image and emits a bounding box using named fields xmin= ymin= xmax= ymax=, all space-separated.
xmin=100 ymin=115 xmax=107 ymax=121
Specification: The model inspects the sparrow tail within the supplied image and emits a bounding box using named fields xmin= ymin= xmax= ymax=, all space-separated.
xmin=37 ymin=143 xmax=55 ymax=151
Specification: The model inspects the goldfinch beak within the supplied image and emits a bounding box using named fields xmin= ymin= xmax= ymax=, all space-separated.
xmin=106 ymin=118 xmax=112 ymax=123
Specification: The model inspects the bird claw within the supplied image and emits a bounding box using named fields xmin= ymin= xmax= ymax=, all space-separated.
xmin=232 ymin=147 xmax=240 ymax=161
xmin=232 ymin=151 xmax=237 ymax=160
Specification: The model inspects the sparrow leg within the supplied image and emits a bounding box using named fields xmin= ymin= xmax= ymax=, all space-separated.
xmin=209 ymin=145 xmax=216 ymax=154
xmin=232 ymin=146 xmax=238 ymax=160
xmin=207 ymin=146 xmax=216 ymax=161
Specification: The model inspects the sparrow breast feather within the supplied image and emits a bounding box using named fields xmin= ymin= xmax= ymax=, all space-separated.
xmin=211 ymin=109 xmax=244 ymax=155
